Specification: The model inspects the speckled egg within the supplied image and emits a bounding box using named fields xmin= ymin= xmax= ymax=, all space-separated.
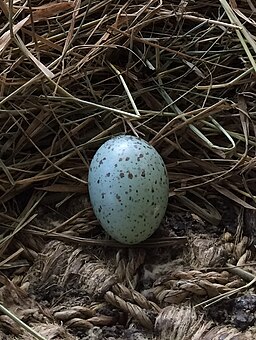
xmin=88 ymin=135 xmax=169 ymax=244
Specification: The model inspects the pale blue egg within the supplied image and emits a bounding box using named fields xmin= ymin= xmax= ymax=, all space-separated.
xmin=88 ymin=135 xmax=169 ymax=244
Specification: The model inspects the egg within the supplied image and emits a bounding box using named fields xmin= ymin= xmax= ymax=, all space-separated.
xmin=88 ymin=135 xmax=169 ymax=244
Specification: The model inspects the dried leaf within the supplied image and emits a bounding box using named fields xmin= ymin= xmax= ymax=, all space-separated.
xmin=26 ymin=1 xmax=75 ymax=24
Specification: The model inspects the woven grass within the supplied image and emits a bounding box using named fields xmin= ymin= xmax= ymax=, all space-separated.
xmin=0 ymin=0 xmax=256 ymax=339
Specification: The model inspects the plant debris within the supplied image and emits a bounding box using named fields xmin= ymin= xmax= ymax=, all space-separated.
xmin=0 ymin=0 xmax=256 ymax=338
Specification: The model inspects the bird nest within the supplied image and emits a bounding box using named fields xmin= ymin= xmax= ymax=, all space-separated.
xmin=0 ymin=0 xmax=256 ymax=339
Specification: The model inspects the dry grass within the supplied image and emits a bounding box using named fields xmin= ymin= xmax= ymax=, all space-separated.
xmin=0 ymin=0 xmax=256 ymax=338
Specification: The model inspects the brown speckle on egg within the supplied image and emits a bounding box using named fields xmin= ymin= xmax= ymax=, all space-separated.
xmin=128 ymin=172 xmax=133 ymax=179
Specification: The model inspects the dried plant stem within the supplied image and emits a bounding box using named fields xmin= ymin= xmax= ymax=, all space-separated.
xmin=109 ymin=63 xmax=141 ymax=117
xmin=0 ymin=303 xmax=47 ymax=340
xmin=220 ymin=0 xmax=256 ymax=71
xmin=195 ymin=277 xmax=256 ymax=308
